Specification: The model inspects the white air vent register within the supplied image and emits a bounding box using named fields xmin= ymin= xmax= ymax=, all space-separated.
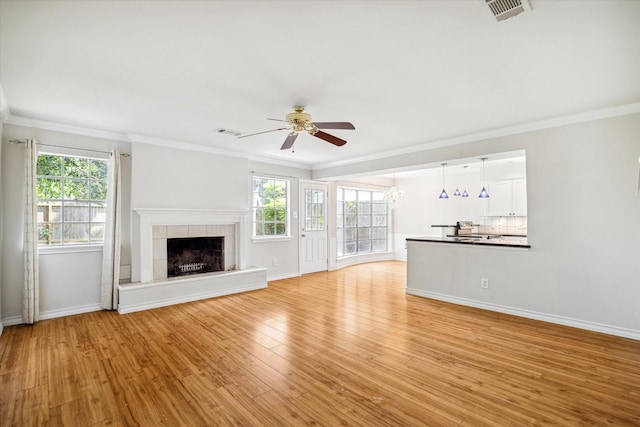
xmin=484 ymin=0 xmax=530 ymax=22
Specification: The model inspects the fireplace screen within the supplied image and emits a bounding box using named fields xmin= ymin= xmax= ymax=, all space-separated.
xmin=166 ymin=236 xmax=224 ymax=277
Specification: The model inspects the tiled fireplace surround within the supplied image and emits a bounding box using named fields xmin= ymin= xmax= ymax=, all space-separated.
xmin=118 ymin=209 xmax=267 ymax=314
xmin=152 ymin=224 xmax=236 ymax=280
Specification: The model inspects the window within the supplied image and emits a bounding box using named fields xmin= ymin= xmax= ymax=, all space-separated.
xmin=36 ymin=154 xmax=108 ymax=246
xmin=337 ymin=187 xmax=388 ymax=257
xmin=304 ymin=188 xmax=325 ymax=231
xmin=252 ymin=176 xmax=289 ymax=238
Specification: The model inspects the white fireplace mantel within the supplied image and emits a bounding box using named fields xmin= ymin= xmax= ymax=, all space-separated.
xmin=132 ymin=208 xmax=251 ymax=283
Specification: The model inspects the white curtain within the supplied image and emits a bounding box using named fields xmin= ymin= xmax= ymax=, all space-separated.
xmin=23 ymin=139 xmax=39 ymax=324
xmin=100 ymin=150 xmax=122 ymax=309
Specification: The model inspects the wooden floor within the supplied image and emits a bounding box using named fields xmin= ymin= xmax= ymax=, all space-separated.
xmin=1 ymin=261 xmax=639 ymax=426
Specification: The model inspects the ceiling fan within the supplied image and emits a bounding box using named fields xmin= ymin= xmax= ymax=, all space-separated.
xmin=238 ymin=107 xmax=355 ymax=150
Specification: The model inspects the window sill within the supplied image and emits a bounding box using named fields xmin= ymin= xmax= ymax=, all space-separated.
xmin=39 ymin=244 xmax=104 ymax=255
xmin=337 ymin=251 xmax=393 ymax=261
xmin=251 ymin=236 xmax=292 ymax=244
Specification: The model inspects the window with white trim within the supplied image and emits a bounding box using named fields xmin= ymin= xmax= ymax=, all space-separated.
xmin=252 ymin=176 xmax=289 ymax=238
xmin=36 ymin=153 xmax=108 ymax=246
xmin=336 ymin=187 xmax=388 ymax=257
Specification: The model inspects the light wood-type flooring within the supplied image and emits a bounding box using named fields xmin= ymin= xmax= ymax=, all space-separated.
xmin=1 ymin=261 xmax=639 ymax=426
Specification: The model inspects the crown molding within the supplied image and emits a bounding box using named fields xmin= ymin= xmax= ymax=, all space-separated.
xmin=312 ymin=102 xmax=640 ymax=171
xmin=5 ymin=101 xmax=639 ymax=173
xmin=3 ymin=114 xmax=131 ymax=142
xmin=127 ymin=133 xmax=311 ymax=170
xmin=1 ymin=113 xmax=310 ymax=169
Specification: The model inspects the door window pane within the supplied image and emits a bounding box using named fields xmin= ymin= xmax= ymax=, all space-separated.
xmin=305 ymin=189 xmax=325 ymax=231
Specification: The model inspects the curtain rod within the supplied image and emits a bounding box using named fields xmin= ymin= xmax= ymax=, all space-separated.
xmin=10 ymin=139 xmax=131 ymax=157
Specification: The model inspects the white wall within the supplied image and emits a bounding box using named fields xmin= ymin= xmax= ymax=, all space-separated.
xmin=248 ymin=160 xmax=311 ymax=280
xmin=131 ymin=142 xmax=248 ymax=210
xmin=0 ymin=124 xmax=132 ymax=323
xmin=316 ymin=113 xmax=640 ymax=336
xmin=129 ymin=145 xmax=311 ymax=281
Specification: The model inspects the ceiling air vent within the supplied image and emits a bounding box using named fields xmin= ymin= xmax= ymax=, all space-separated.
xmin=215 ymin=128 xmax=242 ymax=137
xmin=484 ymin=0 xmax=530 ymax=22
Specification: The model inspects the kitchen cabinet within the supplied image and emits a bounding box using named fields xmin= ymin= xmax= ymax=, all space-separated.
xmin=485 ymin=179 xmax=527 ymax=216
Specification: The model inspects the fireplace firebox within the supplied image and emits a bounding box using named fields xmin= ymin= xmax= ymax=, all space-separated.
xmin=166 ymin=236 xmax=224 ymax=277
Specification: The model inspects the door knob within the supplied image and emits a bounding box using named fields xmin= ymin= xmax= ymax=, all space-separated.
xmin=301 ymin=234 xmax=306 ymax=237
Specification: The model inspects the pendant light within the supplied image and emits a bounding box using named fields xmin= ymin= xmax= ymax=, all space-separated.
xmin=438 ymin=163 xmax=449 ymax=199
xmin=453 ymin=188 xmax=461 ymax=196
xmin=384 ymin=173 xmax=405 ymax=209
xmin=478 ymin=157 xmax=490 ymax=198
xmin=461 ymin=165 xmax=469 ymax=197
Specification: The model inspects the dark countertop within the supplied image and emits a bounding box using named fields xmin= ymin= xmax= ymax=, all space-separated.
xmin=406 ymin=235 xmax=531 ymax=249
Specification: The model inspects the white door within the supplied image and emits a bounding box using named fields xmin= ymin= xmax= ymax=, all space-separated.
xmin=300 ymin=181 xmax=328 ymax=274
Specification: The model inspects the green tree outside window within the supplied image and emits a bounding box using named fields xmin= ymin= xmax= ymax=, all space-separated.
xmin=36 ymin=154 xmax=109 ymax=245
xmin=253 ymin=177 xmax=288 ymax=237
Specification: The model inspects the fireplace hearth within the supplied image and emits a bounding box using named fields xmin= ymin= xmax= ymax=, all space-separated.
xmin=122 ymin=209 xmax=267 ymax=314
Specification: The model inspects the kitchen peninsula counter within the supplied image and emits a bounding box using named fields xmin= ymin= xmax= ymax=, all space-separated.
xmin=407 ymin=235 xmax=530 ymax=249
xmin=406 ymin=235 xmax=534 ymax=328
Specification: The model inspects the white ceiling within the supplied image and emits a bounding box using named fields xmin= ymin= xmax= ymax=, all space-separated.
xmin=1 ymin=1 xmax=639 ymax=169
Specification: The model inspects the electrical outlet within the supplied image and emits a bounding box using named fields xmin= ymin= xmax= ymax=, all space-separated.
xmin=272 ymin=259 xmax=278 ymax=267
xmin=481 ymin=278 xmax=489 ymax=289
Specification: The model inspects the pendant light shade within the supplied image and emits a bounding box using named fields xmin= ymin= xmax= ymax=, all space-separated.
xmin=453 ymin=188 xmax=461 ymax=196
xmin=462 ymin=190 xmax=469 ymax=197
xmin=478 ymin=158 xmax=490 ymax=198
xmin=438 ymin=163 xmax=449 ymax=199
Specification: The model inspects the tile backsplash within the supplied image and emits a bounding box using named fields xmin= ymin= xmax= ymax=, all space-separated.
xmin=477 ymin=216 xmax=527 ymax=236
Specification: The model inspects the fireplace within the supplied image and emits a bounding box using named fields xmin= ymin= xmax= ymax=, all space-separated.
xmin=167 ymin=236 xmax=224 ymax=277
xmin=131 ymin=209 xmax=252 ymax=283
xmin=123 ymin=209 xmax=267 ymax=314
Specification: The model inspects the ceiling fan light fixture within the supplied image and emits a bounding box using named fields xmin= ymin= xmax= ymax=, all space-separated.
xmin=240 ymin=107 xmax=354 ymax=150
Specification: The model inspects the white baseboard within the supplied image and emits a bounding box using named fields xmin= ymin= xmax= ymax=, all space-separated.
xmin=0 ymin=320 xmax=3 ymax=336
xmin=2 ymin=316 xmax=21 ymax=326
xmin=268 ymin=272 xmax=301 ymax=281
xmin=2 ymin=303 xmax=103 ymax=327
xmin=407 ymin=288 xmax=640 ymax=341
xmin=333 ymin=252 xmax=395 ymax=270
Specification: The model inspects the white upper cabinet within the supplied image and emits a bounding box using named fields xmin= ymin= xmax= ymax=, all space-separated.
xmin=512 ymin=179 xmax=527 ymax=216
xmin=485 ymin=179 xmax=527 ymax=216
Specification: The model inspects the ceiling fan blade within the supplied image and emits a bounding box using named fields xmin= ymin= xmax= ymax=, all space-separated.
xmin=237 ymin=127 xmax=288 ymax=138
xmin=313 ymin=130 xmax=347 ymax=147
xmin=280 ymin=132 xmax=298 ymax=150
xmin=313 ymin=122 xmax=355 ymax=130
